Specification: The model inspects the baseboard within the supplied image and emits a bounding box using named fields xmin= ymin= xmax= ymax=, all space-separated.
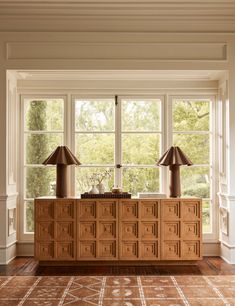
xmin=220 ymin=241 xmax=235 ymax=264
xmin=203 ymin=241 xmax=220 ymax=256
xmin=17 ymin=241 xmax=34 ymax=257
xmin=0 ymin=242 xmax=17 ymax=265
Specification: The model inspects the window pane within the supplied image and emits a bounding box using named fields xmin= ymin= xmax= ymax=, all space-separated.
xmin=26 ymin=167 xmax=56 ymax=198
xmin=173 ymin=99 xmax=210 ymax=131
xmin=203 ymin=200 xmax=211 ymax=233
xmin=25 ymin=201 xmax=34 ymax=233
xmin=25 ymin=133 xmax=63 ymax=164
xmin=75 ymin=99 xmax=114 ymax=131
xmin=75 ymin=167 xmax=114 ymax=195
xmin=25 ymin=99 xmax=64 ymax=131
xmin=122 ymin=134 xmax=160 ymax=165
xmin=122 ymin=99 xmax=161 ymax=131
xmin=75 ymin=134 xmax=114 ymax=164
xmin=173 ymin=134 xmax=210 ymax=164
xmin=181 ymin=166 xmax=210 ymax=198
xmin=122 ymin=167 xmax=160 ymax=196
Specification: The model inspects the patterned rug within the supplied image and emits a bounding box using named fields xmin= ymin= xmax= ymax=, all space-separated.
xmin=0 ymin=275 xmax=235 ymax=305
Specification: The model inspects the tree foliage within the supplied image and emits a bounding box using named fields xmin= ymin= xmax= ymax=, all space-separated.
xmin=26 ymin=101 xmax=54 ymax=232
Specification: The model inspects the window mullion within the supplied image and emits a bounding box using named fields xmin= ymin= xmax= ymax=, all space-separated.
xmin=115 ymin=95 xmax=122 ymax=188
xmin=70 ymin=94 xmax=76 ymax=196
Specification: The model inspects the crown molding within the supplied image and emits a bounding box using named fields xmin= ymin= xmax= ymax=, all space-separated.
xmin=1 ymin=1 xmax=235 ymax=19
xmin=0 ymin=1 xmax=235 ymax=32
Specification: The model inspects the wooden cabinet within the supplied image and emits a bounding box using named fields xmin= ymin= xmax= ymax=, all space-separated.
xmin=35 ymin=198 xmax=202 ymax=262
xmin=119 ymin=200 xmax=160 ymax=260
xmin=161 ymin=199 xmax=202 ymax=260
xmin=35 ymin=199 xmax=76 ymax=261
xmin=77 ymin=200 xmax=118 ymax=260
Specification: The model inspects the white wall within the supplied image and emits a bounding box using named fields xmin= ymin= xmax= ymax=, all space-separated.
xmin=0 ymin=0 xmax=235 ymax=263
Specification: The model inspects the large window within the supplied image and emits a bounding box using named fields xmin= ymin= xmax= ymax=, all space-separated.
xmin=21 ymin=95 xmax=214 ymax=236
xmin=23 ymin=98 xmax=64 ymax=233
xmin=172 ymin=98 xmax=212 ymax=233
xmin=74 ymin=97 xmax=162 ymax=196
xmin=121 ymin=98 xmax=162 ymax=195
xmin=74 ymin=98 xmax=115 ymax=194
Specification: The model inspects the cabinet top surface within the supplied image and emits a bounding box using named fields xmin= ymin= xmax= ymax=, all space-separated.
xmin=35 ymin=197 xmax=201 ymax=201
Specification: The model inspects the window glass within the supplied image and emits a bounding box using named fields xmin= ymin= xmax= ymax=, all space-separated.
xmin=172 ymin=98 xmax=211 ymax=233
xmin=121 ymin=98 xmax=161 ymax=196
xmin=25 ymin=99 xmax=64 ymax=131
xmin=173 ymin=99 xmax=210 ymax=131
xmin=173 ymin=134 xmax=210 ymax=164
xmin=75 ymin=99 xmax=114 ymax=131
xmin=76 ymin=167 xmax=114 ymax=195
xmin=75 ymin=134 xmax=114 ymax=165
xmin=25 ymin=134 xmax=63 ymax=164
xmin=122 ymin=168 xmax=160 ymax=195
xmin=122 ymin=99 xmax=161 ymax=131
xmin=122 ymin=134 xmax=160 ymax=165
xmin=24 ymin=98 xmax=64 ymax=233
xmin=75 ymin=99 xmax=115 ymax=195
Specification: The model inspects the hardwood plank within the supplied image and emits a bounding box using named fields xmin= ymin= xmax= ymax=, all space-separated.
xmin=0 ymin=256 xmax=233 ymax=276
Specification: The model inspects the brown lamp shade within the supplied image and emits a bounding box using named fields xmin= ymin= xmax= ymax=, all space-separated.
xmin=157 ymin=146 xmax=192 ymax=198
xmin=43 ymin=146 xmax=81 ymax=198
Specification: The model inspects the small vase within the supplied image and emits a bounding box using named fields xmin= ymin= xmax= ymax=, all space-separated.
xmin=88 ymin=185 xmax=99 ymax=194
xmin=96 ymin=182 xmax=105 ymax=194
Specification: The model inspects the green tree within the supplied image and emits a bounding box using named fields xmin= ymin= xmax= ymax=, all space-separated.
xmin=26 ymin=101 xmax=52 ymax=232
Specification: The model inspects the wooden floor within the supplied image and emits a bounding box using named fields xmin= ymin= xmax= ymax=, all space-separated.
xmin=0 ymin=257 xmax=234 ymax=276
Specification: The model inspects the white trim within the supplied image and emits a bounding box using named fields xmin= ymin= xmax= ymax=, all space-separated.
xmin=220 ymin=243 xmax=235 ymax=264
xmin=15 ymin=70 xmax=226 ymax=82
xmin=19 ymin=94 xmax=66 ymax=239
xmin=115 ymin=95 xmax=122 ymax=187
xmin=0 ymin=258 xmax=17 ymax=265
xmin=0 ymin=242 xmax=17 ymax=265
xmin=160 ymin=95 xmax=166 ymax=194
xmin=18 ymin=90 xmax=219 ymax=242
xmin=211 ymin=95 xmax=219 ymax=240
xmin=72 ymin=95 xmax=116 ymax=195
xmin=119 ymin=95 xmax=163 ymax=193
xmin=169 ymin=94 xmax=216 ymax=240
xmin=220 ymin=240 xmax=235 ymax=249
xmin=0 ymin=241 xmax=17 ymax=249
xmin=66 ymin=93 xmax=73 ymax=196
xmin=0 ymin=193 xmax=18 ymax=201
xmin=220 ymin=256 xmax=235 ymax=265
xmin=218 ymin=193 xmax=235 ymax=201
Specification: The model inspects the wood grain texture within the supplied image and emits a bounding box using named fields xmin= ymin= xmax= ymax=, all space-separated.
xmin=161 ymin=199 xmax=202 ymax=260
xmin=35 ymin=199 xmax=76 ymax=261
xmin=35 ymin=198 xmax=202 ymax=262
xmin=77 ymin=200 xmax=118 ymax=260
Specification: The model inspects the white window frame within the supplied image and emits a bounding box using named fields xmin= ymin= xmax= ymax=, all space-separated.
xmin=72 ymin=95 xmax=116 ymax=196
xmin=72 ymin=95 xmax=164 ymax=195
xmin=116 ymin=95 xmax=165 ymax=193
xmin=19 ymin=92 xmax=218 ymax=242
xmin=19 ymin=94 xmax=67 ymax=241
xmin=169 ymin=95 xmax=218 ymax=241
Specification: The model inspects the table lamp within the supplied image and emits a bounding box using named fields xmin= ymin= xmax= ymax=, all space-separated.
xmin=157 ymin=146 xmax=192 ymax=197
xmin=43 ymin=146 xmax=81 ymax=198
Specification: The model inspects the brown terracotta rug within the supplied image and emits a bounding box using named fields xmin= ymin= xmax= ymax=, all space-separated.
xmin=0 ymin=275 xmax=234 ymax=305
